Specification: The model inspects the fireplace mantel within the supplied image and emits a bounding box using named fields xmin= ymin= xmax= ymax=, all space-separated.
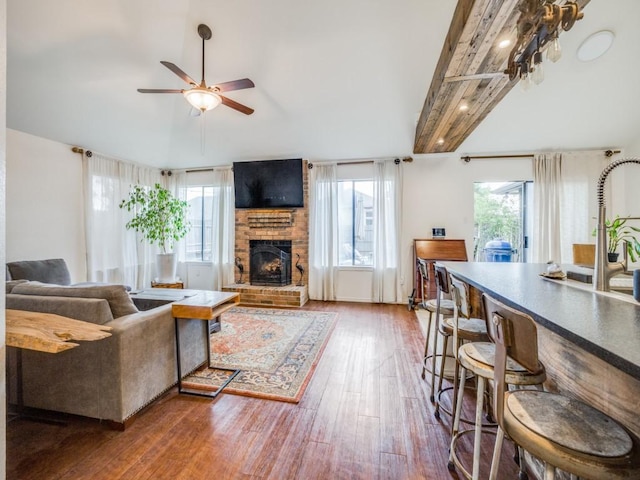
xmin=247 ymin=210 xmax=294 ymax=229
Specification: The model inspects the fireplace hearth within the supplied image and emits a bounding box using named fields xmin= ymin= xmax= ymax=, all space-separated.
xmin=250 ymin=240 xmax=292 ymax=286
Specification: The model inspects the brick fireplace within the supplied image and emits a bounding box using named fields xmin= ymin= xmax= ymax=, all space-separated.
xmin=223 ymin=161 xmax=309 ymax=307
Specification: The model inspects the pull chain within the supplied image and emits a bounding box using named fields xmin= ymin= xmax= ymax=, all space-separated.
xmin=200 ymin=110 xmax=206 ymax=155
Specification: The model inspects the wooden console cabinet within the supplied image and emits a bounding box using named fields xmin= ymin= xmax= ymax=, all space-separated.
xmin=413 ymin=239 xmax=468 ymax=304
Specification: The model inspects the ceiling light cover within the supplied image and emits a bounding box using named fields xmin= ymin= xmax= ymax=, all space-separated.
xmin=183 ymin=88 xmax=221 ymax=111
xmin=577 ymin=30 xmax=615 ymax=62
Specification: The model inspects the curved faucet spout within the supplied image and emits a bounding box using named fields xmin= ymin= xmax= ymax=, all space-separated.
xmin=594 ymin=158 xmax=640 ymax=291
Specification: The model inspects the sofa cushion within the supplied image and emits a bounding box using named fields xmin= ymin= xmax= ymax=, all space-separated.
xmin=6 ymin=293 xmax=115 ymax=325
xmin=11 ymin=282 xmax=138 ymax=318
xmin=6 ymin=279 xmax=28 ymax=294
xmin=6 ymin=258 xmax=71 ymax=285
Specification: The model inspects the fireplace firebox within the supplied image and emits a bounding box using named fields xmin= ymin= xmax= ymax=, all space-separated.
xmin=249 ymin=240 xmax=292 ymax=286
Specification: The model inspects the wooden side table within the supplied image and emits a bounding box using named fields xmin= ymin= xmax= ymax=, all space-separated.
xmin=151 ymin=281 xmax=184 ymax=289
xmin=171 ymin=291 xmax=240 ymax=398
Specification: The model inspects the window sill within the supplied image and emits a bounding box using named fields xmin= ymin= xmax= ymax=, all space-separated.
xmin=337 ymin=265 xmax=373 ymax=271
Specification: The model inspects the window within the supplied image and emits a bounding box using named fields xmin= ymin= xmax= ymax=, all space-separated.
xmin=184 ymin=186 xmax=214 ymax=261
xmin=473 ymin=181 xmax=533 ymax=262
xmin=338 ymin=180 xmax=374 ymax=266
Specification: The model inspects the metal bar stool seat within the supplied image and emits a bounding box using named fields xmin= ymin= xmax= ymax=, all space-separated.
xmin=448 ymin=341 xmax=547 ymax=480
xmin=442 ymin=316 xmax=487 ymax=339
xmin=485 ymin=293 xmax=640 ymax=480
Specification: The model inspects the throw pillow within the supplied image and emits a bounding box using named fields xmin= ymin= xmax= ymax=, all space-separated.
xmin=6 ymin=258 xmax=72 ymax=285
xmin=11 ymin=282 xmax=138 ymax=318
xmin=5 ymin=279 xmax=28 ymax=294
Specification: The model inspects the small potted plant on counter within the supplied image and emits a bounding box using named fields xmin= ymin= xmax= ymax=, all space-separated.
xmin=120 ymin=183 xmax=190 ymax=282
xmin=594 ymin=215 xmax=640 ymax=262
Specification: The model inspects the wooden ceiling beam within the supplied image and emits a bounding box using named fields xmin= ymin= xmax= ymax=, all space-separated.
xmin=414 ymin=0 xmax=591 ymax=155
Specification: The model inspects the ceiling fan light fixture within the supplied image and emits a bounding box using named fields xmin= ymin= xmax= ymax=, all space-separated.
xmin=183 ymin=88 xmax=221 ymax=112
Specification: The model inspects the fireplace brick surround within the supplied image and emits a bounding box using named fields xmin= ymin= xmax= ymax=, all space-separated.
xmin=223 ymin=160 xmax=309 ymax=307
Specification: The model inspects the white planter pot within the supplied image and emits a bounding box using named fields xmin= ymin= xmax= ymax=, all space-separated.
xmin=156 ymin=253 xmax=178 ymax=283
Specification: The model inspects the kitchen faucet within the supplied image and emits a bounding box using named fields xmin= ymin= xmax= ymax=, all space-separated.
xmin=594 ymin=158 xmax=640 ymax=292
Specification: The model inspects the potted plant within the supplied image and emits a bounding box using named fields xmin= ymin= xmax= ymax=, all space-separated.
xmin=120 ymin=183 xmax=190 ymax=282
xmin=594 ymin=215 xmax=640 ymax=263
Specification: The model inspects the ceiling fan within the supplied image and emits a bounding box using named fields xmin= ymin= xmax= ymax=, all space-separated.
xmin=137 ymin=24 xmax=255 ymax=115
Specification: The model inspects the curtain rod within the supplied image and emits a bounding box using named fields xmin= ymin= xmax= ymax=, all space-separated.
xmin=461 ymin=154 xmax=533 ymax=162
xmin=71 ymin=146 xmax=92 ymax=157
xmin=461 ymin=149 xmax=621 ymax=163
xmin=307 ymin=157 xmax=413 ymax=169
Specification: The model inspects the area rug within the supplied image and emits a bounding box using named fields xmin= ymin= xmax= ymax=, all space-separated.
xmin=181 ymin=306 xmax=338 ymax=403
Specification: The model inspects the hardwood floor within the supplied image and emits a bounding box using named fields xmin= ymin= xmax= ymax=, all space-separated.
xmin=7 ymin=301 xmax=519 ymax=479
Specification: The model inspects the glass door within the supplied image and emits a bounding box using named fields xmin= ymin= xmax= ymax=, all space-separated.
xmin=473 ymin=181 xmax=532 ymax=262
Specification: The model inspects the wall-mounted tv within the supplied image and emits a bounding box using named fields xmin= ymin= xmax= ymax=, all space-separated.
xmin=233 ymin=158 xmax=304 ymax=209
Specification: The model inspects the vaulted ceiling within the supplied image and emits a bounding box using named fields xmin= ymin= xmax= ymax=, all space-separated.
xmin=6 ymin=1 xmax=640 ymax=168
xmin=414 ymin=0 xmax=590 ymax=154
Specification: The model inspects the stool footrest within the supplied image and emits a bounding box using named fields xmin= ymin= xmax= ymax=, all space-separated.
xmin=449 ymin=427 xmax=498 ymax=480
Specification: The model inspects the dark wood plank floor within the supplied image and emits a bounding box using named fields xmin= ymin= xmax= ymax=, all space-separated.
xmin=7 ymin=301 xmax=519 ymax=479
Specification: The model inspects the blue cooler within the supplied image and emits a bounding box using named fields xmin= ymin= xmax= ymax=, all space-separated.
xmin=484 ymin=240 xmax=513 ymax=262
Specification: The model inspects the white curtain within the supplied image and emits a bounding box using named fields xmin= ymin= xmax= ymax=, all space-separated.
xmin=83 ymin=152 xmax=164 ymax=289
xmin=169 ymin=170 xmax=189 ymax=283
xmin=205 ymin=168 xmax=235 ymax=290
xmin=308 ymin=163 xmax=339 ymax=301
xmin=532 ymin=151 xmax=609 ymax=264
xmin=559 ymin=151 xmax=609 ymax=263
xmin=532 ymin=153 xmax=562 ymax=263
xmin=169 ymin=168 xmax=235 ymax=290
xmin=371 ymin=159 xmax=403 ymax=303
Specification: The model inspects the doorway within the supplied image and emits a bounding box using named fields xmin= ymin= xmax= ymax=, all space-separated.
xmin=473 ymin=181 xmax=533 ymax=262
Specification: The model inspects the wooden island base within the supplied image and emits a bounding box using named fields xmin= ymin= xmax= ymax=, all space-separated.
xmin=538 ymin=323 xmax=640 ymax=437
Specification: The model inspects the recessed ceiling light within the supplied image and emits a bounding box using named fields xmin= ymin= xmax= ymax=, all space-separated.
xmin=459 ymin=104 xmax=469 ymax=112
xmin=577 ymin=30 xmax=615 ymax=62
xmin=498 ymin=39 xmax=512 ymax=49
xmin=436 ymin=138 xmax=445 ymax=145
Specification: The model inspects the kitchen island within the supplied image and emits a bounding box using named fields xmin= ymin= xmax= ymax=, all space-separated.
xmin=441 ymin=261 xmax=640 ymax=438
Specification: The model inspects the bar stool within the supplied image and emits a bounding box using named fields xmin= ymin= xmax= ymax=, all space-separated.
xmin=434 ymin=270 xmax=490 ymax=421
xmin=484 ymin=293 xmax=640 ymax=480
xmin=425 ymin=264 xmax=462 ymax=407
xmin=417 ymin=258 xmax=455 ymax=382
xmin=447 ymin=280 xmax=546 ymax=480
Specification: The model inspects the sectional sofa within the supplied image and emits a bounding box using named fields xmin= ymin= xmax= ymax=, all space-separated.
xmin=6 ymin=259 xmax=208 ymax=429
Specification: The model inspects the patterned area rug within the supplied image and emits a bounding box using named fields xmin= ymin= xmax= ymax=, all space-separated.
xmin=182 ymin=307 xmax=338 ymax=403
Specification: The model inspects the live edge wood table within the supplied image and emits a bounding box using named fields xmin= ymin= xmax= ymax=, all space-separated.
xmin=171 ymin=290 xmax=240 ymax=398
xmin=5 ymin=309 xmax=112 ymax=420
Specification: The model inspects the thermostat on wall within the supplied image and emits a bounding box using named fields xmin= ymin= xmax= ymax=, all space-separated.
xmin=432 ymin=228 xmax=446 ymax=238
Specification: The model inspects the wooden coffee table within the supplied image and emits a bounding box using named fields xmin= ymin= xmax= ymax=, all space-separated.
xmin=171 ymin=290 xmax=240 ymax=398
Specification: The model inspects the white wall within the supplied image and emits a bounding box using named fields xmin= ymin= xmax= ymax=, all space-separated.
xmin=8 ymin=131 xmax=640 ymax=303
xmin=6 ymin=129 xmax=86 ymax=282
xmin=333 ymin=154 xmax=533 ymax=302
xmin=399 ymin=154 xmax=533 ymax=301
xmin=1 ymin=0 xmax=7 ymax=474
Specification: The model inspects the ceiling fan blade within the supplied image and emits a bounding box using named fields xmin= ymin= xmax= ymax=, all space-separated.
xmin=160 ymin=61 xmax=197 ymax=86
xmin=220 ymin=95 xmax=254 ymax=115
xmin=211 ymin=78 xmax=255 ymax=93
xmin=137 ymin=88 xmax=183 ymax=94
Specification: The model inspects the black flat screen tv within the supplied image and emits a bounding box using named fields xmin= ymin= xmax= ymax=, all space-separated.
xmin=233 ymin=158 xmax=304 ymax=209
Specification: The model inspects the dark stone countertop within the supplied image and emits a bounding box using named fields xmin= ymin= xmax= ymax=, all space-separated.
xmin=440 ymin=262 xmax=640 ymax=381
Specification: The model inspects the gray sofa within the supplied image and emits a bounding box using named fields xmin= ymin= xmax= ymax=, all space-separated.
xmin=6 ymin=259 xmax=208 ymax=428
